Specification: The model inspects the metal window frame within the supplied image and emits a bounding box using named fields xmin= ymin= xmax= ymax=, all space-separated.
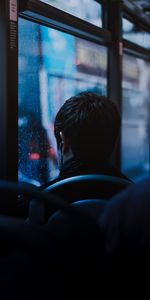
xmin=123 ymin=39 xmax=150 ymax=61
xmin=19 ymin=0 xmax=111 ymax=46
xmin=0 ymin=0 xmax=18 ymax=213
xmin=0 ymin=0 xmax=18 ymax=182
xmin=103 ymin=0 xmax=123 ymax=168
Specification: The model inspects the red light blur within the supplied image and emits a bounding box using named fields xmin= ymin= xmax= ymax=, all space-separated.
xmin=29 ymin=153 xmax=40 ymax=160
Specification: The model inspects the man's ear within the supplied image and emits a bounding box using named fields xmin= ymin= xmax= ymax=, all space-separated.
xmin=59 ymin=132 xmax=70 ymax=153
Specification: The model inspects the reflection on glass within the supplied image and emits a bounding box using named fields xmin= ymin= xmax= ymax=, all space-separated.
xmin=121 ymin=54 xmax=150 ymax=181
xmin=18 ymin=18 xmax=107 ymax=185
xmin=123 ymin=18 xmax=150 ymax=49
xmin=40 ymin=0 xmax=102 ymax=27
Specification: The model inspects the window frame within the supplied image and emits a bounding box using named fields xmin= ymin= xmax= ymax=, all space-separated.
xmin=19 ymin=0 xmax=111 ymax=46
xmin=122 ymin=1 xmax=150 ymax=61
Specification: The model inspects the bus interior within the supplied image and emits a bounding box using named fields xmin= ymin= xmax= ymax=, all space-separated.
xmin=0 ymin=0 xmax=150 ymax=297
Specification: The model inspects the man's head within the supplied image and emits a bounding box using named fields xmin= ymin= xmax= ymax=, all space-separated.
xmin=54 ymin=92 xmax=120 ymax=164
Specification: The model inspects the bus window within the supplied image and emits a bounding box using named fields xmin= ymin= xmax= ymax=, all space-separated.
xmin=40 ymin=0 xmax=102 ymax=27
xmin=18 ymin=18 xmax=107 ymax=185
xmin=121 ymin=54 xmax=150 ymax=181
xmin=123 ymin=18 xmax=150 ymax=50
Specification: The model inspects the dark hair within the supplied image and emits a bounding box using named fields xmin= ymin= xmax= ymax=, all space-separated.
xmin=54 ymin=92 xmax=121 ymax=162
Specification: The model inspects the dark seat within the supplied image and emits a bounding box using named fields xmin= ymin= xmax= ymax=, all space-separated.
xmin=47 ymin=198 xmax=105 ymax=267
xmin=99 ymin=177 xmax=150 ymax=275
xmin=45 ymin=174 xmax=131 ymax=203
xmin=49 ymin=199 xmax=107 ymax=224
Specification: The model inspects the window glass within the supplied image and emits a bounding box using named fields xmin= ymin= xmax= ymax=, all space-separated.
xmin=121 ymin=54 xmax=150 ymax=181
xmin=123 ymin=18 xmax=150 ymax=49
xmin=40 ymin=0 xmax=102 ymax=27
xmin=18 ymin=18 xmax=107 ymax=185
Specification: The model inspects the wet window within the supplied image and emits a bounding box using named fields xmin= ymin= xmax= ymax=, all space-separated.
xmin=121 ymin=54 xmax=150 ymax=181
xmin=123 ymin=18 xmax=150 ymax=49
xmin=18 ymin=18 xmax=107 ymax=185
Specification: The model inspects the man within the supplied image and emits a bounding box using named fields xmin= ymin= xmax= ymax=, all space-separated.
xmin=48 ymin=91 xmax=130 ymax=184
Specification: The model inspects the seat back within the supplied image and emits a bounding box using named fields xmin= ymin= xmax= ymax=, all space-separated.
xmin=45 ymin=174 xmax=131 ymax=203
xmin=47 ymin=198 xmax=105 ymax=264
xmin=49 ymin=199 xmax=106 ymax=223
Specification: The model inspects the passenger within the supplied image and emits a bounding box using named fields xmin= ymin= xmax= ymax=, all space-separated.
xmin=46 ymin=91 xmax=131 ymax=186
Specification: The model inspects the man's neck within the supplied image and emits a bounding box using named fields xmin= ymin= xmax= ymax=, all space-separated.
xmin=62 ymin=149 xmax=74 ymax=164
